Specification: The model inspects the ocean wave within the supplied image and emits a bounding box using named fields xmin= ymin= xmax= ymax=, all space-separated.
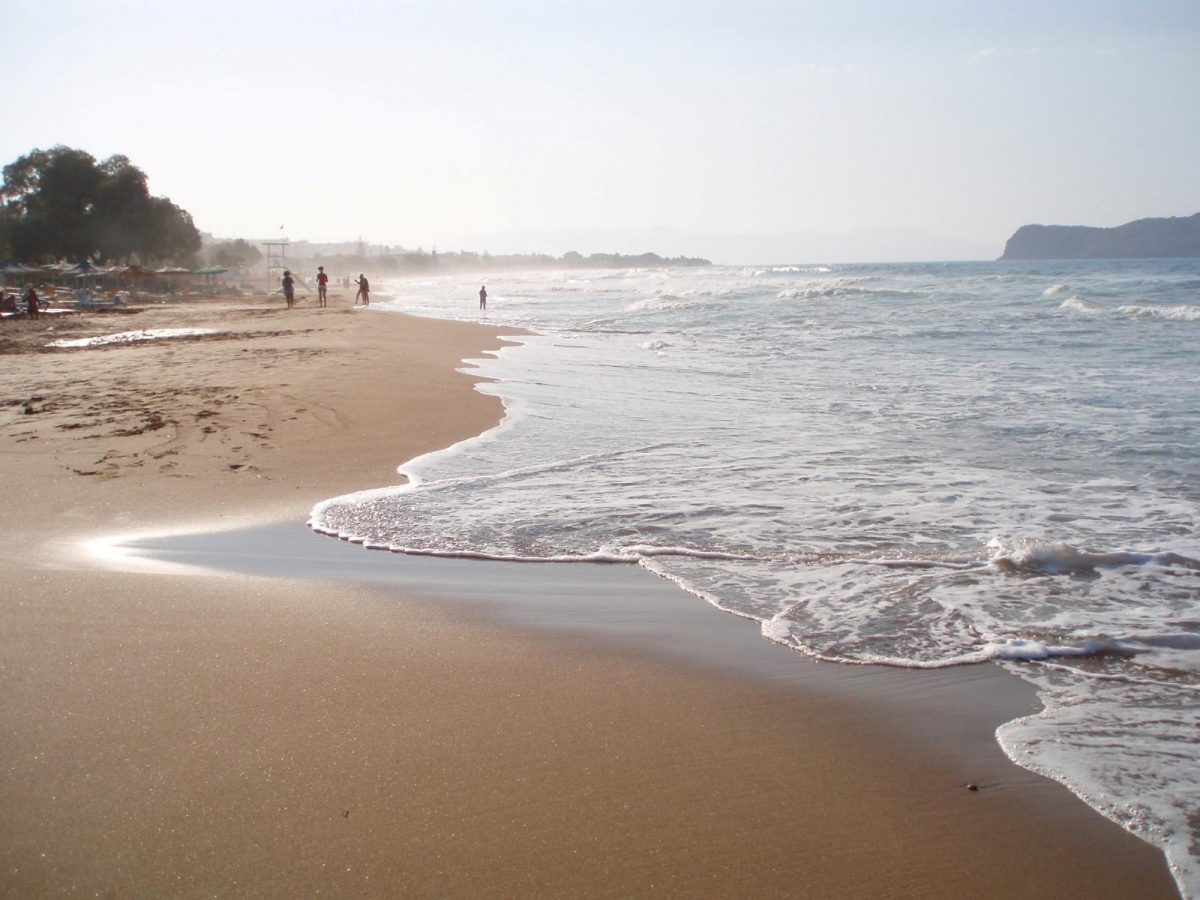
xmin=775 ymin=285 xmax=857 ymax=300
xmin=775 ymin=279 xmax=910 ymax=301
xmin=991 ymin=637 xmax=1144 ymax=661
xmin=1059 ymin=296 xmax=1103 ymax=314
xmin=1133 ymin=633 xmax=1200 ymax=651
xmin=987 ymin=537 xmax=1200 ymax=576
xmin=760 ymin=607 xmax=1197 ymax=669
xmin=1043 ymin=283 xmax=1071 ymax=297
xmin=758 ymin=616 xmax=998 ymax=668
xmin=626 ymin=544 xmax=763 ymax=562
xmin=848 ymin=556 xmax=982 ymax=570
xmin=769 ymin=265 xmax=833 ymax=274
xmin=624 ymin=294 xmax=696 ymax=313
xmin=1117 ymin=303 xmax=1200 ymax=322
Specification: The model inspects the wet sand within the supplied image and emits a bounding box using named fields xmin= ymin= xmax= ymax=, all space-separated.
xmin=0 ymin=291 xmax=1179 ymax=897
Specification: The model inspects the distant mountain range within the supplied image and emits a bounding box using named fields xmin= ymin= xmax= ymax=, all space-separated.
xmin=1001 ymin=213 xmax=1200 ymax=260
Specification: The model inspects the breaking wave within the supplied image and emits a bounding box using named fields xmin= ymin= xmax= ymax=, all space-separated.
xmin=1117 ymin=303 xmax=1200 ymax=322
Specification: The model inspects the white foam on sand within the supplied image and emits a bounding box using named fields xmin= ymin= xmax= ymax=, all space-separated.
xmin=49 ymin=328 xmax=218 ymax=348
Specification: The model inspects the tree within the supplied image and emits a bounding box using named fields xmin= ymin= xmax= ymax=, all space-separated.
xmin=139 ymin=196 xmax=201 ymax=265
xmin=0 ymin=145 xmax=201 ymax=264
xmin=210 ymin=238 xmax=263 ymax=270
xmin=0 ymin=147 xmax=99 ymax=260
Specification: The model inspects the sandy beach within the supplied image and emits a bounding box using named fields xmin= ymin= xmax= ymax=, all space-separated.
xmin=0 ymin=290 xmax=1179 ymax=897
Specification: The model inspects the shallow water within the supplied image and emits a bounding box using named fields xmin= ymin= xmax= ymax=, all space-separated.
xmin=313 ymin=260 xmax=1200 ymax=895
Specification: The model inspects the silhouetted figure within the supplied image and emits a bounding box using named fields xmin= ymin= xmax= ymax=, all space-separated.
xmin=282 ymin=270 xmax=295 ymax=309
xmin=316 ymin=266 xmax=329 ymax=307
xmin=24 ymin=286 xmax=39 ymax=319
xmin=479 ymin=284 xmax=487 ymax=310
xmin=355 ymin=274 xmax=370 ymax=305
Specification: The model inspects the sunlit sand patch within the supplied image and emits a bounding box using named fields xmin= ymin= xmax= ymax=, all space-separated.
xmin=49 ymin=328 xmax=219 ymax=349
xmin=75 ymin=510 xmax=297 ymax=576
xmin=79 ymin=527 xmax=230 ymax=577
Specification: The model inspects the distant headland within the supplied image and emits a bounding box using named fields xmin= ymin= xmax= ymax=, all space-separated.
xmin=1000 ymin=213 xmax=1200 ymax=260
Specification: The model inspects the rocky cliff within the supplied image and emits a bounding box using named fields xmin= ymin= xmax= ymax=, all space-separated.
xmin=1000 ymin=213 xmax=1200 ymax=260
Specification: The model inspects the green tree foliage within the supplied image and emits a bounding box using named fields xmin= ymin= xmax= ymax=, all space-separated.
xmin=0 ymin=146 xmax=201 ymax=264
xmin=209 ymin=238 xmax=263 ymax=270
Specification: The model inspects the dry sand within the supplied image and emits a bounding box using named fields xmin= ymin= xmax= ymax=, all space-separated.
xmin=0 ymin=292 xmax=1179 ymax=897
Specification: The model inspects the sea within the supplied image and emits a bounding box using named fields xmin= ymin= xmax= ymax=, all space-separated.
xmin=310 ymin=260 xmax=1200 ymax=895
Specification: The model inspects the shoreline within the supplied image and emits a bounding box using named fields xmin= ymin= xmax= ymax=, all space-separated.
xmin=115 ymin=520 xmax=1063 ymax=765
xmin=96 ymin=517 xmax=1183 ymax=897
xmin=0 ymin=293 xmax=1180 ymax=896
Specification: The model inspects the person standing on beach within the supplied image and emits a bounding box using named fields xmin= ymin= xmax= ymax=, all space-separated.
xmin=479 ymin=284 xmax=487 ymax=310
xmin=315 ymin=266 xmax=329 ymax=307
xmin=23 ymin=286 xmax=39 ymax=319
xmin=355 ymin=274 xmax=370 ymax=306
xmin=281 ymin=270 xmax=296 ymax=309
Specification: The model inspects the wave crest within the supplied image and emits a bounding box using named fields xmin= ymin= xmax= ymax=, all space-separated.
xmin=1117 ymin=304 xmax=1200 ymax=322
xmin=1060 ymin=296 xmax=1103 ymax=314
xmin=987 ymin=537 xmax=1200 ymax=576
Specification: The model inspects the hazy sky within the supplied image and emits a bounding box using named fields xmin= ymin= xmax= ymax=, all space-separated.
xmin=5 ymin=0 xmax=1199 ymax=262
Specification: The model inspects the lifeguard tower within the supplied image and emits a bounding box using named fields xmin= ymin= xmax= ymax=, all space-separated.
xmin=262 ymin=238 xmax=290 ymax=289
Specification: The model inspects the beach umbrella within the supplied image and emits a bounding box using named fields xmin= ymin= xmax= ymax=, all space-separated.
xmin=154 ymin=266 xmax=195 ymax=294
xmin=109 ymin=265 xmax=154 ymax=297
xmin=72 ymin=265 xmax=111 ymax=279
xmin=2 ymin=263 xmax=40 ymax=285
xmin=113 ymin=265 xmax=154 ymax=280
xmin=67 ymin=260 xmax=109 ymax=293
xmin=193 ymin=265 xmax=228 ymax=293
